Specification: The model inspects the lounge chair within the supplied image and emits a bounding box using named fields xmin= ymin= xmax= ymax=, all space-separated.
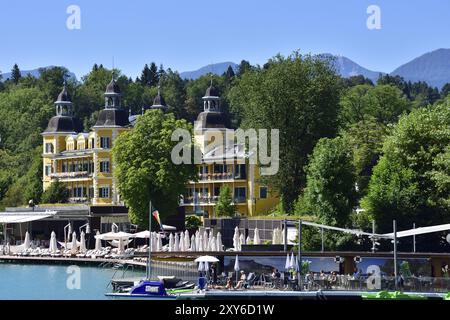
xmin=243 ymin=273 xmax=257 ymax=289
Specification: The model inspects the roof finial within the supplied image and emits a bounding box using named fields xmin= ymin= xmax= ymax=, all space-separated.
xmin=112 ymin=56 xmax=115 ymax=81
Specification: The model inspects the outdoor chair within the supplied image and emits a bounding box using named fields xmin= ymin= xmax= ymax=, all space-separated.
xmin=243 ymin=272 xmax=256 ymax=289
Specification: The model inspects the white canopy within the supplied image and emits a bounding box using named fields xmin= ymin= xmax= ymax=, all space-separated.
xmin=0 ymin=211 xmax=57 ymax=223
xmin=94 ymin=231 xmax=133 ymax=240
xmin=133 ymin=230 xmax=151 ymax=239
xmin=194 ymin=255 xmax=219 ymax=263
xmin=383 ymin=223 xmax=450 ymax=238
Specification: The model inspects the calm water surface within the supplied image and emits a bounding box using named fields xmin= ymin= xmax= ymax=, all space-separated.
xmin=0 ymin=263 xmax=145 ymax=300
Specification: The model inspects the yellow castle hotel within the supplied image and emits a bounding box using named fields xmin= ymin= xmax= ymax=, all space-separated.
xmin=42 ymin=80 xmax=279 ymax=217
xmin=42 ymin=78 xmax=129 ymax=206
xmin=181 ymin=83 xmax=279 ymax=217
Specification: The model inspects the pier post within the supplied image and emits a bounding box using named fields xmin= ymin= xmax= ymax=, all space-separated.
xmin=298 ymin=220 xmax=302 ymax=290
xmin=393 ymin=220 xmax=398 ymax=290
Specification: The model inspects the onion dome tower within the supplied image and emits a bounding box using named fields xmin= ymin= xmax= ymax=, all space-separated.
xmin=94 ymin=77 xmax=129 ymax=127
xmin=43 ymin=82 xmax=82 ymax=133
xmin=195 ymin=80 xmax=226 ymax=130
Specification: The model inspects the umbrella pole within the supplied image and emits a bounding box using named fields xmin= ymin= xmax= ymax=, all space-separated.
xmin=147 ymin=200 xmax=152 ymax=280
xmin=298 ymin=220 xmax=302 ymax=291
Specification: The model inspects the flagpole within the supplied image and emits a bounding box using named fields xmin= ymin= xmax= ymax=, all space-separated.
xmin=147 ymin=200 xmax=152 ymax=280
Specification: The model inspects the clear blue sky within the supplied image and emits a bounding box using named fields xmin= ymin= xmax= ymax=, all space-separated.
xmin=1 ymin=0 xmax=450 ymax=79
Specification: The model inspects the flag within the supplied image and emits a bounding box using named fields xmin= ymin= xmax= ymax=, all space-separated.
xmin=152 ymin=210 xmax=161 ymax=226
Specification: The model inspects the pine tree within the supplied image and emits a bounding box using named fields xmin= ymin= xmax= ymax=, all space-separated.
xmin=140 ymin=64 xmax=151 ymax=85
xmin=225 ymin=65 xmax=235 ymax=81
xmin=11 ymin=63 xmax=21 ymax=84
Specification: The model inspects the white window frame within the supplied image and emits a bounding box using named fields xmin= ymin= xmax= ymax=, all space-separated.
xmin=100 ymin=160 xmax=110 ymax=173
xmin=99 ymin=186 xmax=110 ymax=198
xmin=100 ymin=137 xmax=110 ymax=149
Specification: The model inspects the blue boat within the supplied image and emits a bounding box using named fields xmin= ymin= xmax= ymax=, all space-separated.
xmin=105 ymin=280 xmax=178 ymax=299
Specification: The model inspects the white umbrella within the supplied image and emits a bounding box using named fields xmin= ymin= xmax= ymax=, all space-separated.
xmin=24 ymin=231 xmax=31 ymax=250
xmin=198 ymin=235 xmax=204 ymax=251
xmin=234 ymin=255 xmax=240 ymax=284
xmin=70 ymin=231 xmax=78 ymax=255
xmin=133 ymin=230 xmax=151 ymax=238
xmin=290 ymin=252 xmax=295 ymax=270
xmin=156 ymin=233 xmax=162 ymax=252
xmin=210 ymin=237 xmax=216 ymax=251
xmin=195 ymin=230 xmax=200 ymax=249
xmin=194 ymin=255 xmax=220 ymax=263
xmin=95 ymin=231 xmax=133 ymax=240
xmin=253 ymin=228 xmax=261 ymax=245
xmin=294 ymin=255 xmax=299 ymax=272
xmin=203 ymin=231 xmax=208 ymax=251
xmin=246 ymin=236 xmax=251 ymax=245
xmin=190 ymin=235 xmax=196 ymax=252
xmin=285 ymin=254 xmax=290 ymax=271
xmin=233 ymin=227 xmax=240 ymax=251
xmin=79 ymin=231 xmax=87 ymax=254
xmin=174 ymin=233 xmax=180 ymax=251
xmin=151 ymin=232 xmax=157 ymax=251
xmin=240 ymin=234 xmax=245 ymax=247
xmin=179 ymin=235 xmax=185 ymax=252
xmin=272 ymin=228 xmax=278 ymax=244
xmin=216 ymin=232 xmax=223 ymax=251
xmin=168 ymin=233 xmax=174 ymax=252
xmin=184 ymin=230 xmax=190 ymax=249
xmin=48 ymin=231 xmax=55 ymax=253
xmin=95 ymin=231 xmax=102 ymax=251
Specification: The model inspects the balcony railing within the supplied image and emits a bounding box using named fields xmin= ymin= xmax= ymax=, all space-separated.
xmin=196 ymin=172 xmax=247 ymax=181
xmin=182 ymin=196 xmax=247 ymax=205
xmin=49 ymin=171 xmax=92 ymax=179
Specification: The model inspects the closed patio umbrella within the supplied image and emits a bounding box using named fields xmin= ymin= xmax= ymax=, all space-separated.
xmin=290 ymin=252 xmax=295 ymax=270
xmin=70 ymin=231 xmax=78 ymax=255
xmin=253 ymin=228 xmax=261 ymax=245
xmin=79 ymin=231 xmax=87 ymax=254
xmin=174 ymin=233 xmax=180 ymax=252
xmin=156 ymin=233 xmax=162 ymax=252
xmin=168 ymin=233 xmax=174 ymax=252
xmin=198 ymin=235 xmax=204 ymax=252
xmin=233 ymin=228 xmax=240 ymax=251
xmin=234 ymin=255 xmax=240 ymax=284
xmin=246 ymin=236 xmax=251 ymax=245
xmin=190 ymin=235 xmax=196 ymax=252
xmin=95 ymin=231 xmax=102 ymax=251
xmin=184 ymin=230 xmax=190 ymax=249
xmin=285 ymin=254 xmax=290 ymax=271
xmin=216 ymin=232 xmax=223 ymax=251
xmin=24 ymin=231 xmax=31 ymax=250
xmin=179 ymin=235 xmax=185 ymax=252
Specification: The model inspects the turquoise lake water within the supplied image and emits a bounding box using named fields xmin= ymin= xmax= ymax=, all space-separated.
xmin=0 ymin=263 xmax=145 ymax=300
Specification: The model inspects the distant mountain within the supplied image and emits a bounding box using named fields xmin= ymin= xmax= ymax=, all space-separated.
xmin=390 ymin=48 xmax=450 ymax=89
xmin=322 ymin=54 xmax=384 ymax=83
xmin=180 ymin=62 xmax=238 ymax=80
xmin=0 ymin=66 xmax=77 ymax=82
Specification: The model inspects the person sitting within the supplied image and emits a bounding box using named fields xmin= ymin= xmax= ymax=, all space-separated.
xmin=235 ymin=270 xmax=247 ymax=289
xmin=329 ymin=271 xmax=338 ymax=288
xmin=272 ymin=268 xmax=281 ymax=279
xmin=225 ymin=277 xmax=233 ymax=290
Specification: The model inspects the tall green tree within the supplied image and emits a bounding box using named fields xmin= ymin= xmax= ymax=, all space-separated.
xmin=296 ymin=137 xmax=357 ymax=226
xmin=361 ymin=100 xmax=450 ymax=251
xmin=339 ymin=84 xmax=411 ymax=128
xmin=215 ymin=185 xmax=235 ymax=217
xmin=11 ymin=63 xmax=21 ymax=84
xmin=113 ymin=110 xmax=197 ymax=228
xmin=229 ymin=52 xmax=342 ymax=212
